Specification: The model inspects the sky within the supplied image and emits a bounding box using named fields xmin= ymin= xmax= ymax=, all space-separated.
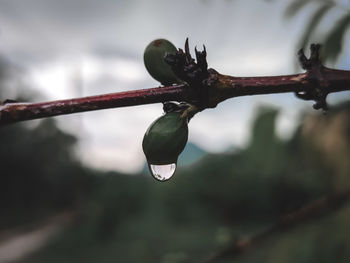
xmin=0 ymin=0 xmax=349 ymax=173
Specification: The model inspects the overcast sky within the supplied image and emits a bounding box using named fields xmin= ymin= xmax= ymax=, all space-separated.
xmin=0 ymin=0 xmax=349 ymax=173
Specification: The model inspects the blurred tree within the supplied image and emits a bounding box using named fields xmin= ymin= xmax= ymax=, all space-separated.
xmin=286 ymin=0 xmax=350 ymax=62
xmin=0 ymin=57 xmax=96 ymax=229
xmin=21 ymin=104 xmax=350 ymax=263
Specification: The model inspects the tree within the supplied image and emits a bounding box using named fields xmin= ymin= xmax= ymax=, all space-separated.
xmin=286 ymin=0 xmax=350 ymax=62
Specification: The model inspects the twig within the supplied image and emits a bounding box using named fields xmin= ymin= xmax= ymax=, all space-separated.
xmin=203 ymin=189 xmax=350 ymax=263
xmin=0 ymin=84 xmax=190 ymax=125
xmin=1 ymin=41 xmax=350 ymax=125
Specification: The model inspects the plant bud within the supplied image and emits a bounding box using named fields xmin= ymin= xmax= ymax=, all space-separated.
xmin=142 ymin=112 xmax=188 ymax=181
xmin=143 ymin=39 xmax=181 ymax=85
xmin=143 ymin=112 xmax=188 ymax=165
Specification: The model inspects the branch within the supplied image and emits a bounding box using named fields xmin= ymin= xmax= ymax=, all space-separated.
xmin=0 ymin=84 xmax=190 ymax=125
xmin=1 ymin=42 xmax=350 ymax=125
xmin=203 ymin=188 xmax=350 ymax=263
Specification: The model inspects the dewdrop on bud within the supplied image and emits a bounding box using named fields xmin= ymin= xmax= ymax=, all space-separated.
xmin=142 ymin=112 xmax=188 ymax=181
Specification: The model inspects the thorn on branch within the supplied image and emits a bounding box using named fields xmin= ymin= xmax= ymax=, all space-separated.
xmin=298 ymin=43 xmax=322 ymax=70
xmin=195 ymin=45 xmax=208 ymax=73
xmin=296 ymin=44 xmax=329 ymax=111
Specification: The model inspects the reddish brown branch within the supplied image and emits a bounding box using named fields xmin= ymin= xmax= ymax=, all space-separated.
xmin=207 ymin=67 xmax=350 ymax=107
xmin=0 ymin=84 xmax=190 ymax=125
xmin=203 ymin=189 xmax=350 ymax=263
xmin=1 ymin=43 xmax=350 ymax=125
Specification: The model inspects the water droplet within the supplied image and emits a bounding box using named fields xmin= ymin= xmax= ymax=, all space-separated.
xmin=149 ymin=163 xmax=176 ymax=181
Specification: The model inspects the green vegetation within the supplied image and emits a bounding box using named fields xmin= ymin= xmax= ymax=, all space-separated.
xmin=143 ymin=111 xmax=188 ymax=165
xmin=2 ymin=102 xmax=347 ymax=263
xmin=143 ymin=39 xmax=181 ymax=85
xmin=2 ymin=54 xmax=350 ymax=263
xmin=286 ymin=0 xmax=350 ymax=62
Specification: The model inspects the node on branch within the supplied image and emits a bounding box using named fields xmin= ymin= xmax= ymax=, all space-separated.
xmin=296 ymin=44 xmax=329 ymax=111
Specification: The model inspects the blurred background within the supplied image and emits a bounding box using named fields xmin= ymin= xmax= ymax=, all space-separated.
xmin=0 ymin=0 xmax=350 ymax=262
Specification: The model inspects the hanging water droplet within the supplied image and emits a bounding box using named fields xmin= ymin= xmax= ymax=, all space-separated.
xmin=149 ymin=163 xmax=176 ymax=181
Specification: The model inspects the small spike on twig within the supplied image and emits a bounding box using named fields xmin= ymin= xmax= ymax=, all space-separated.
xmin=298 ymin=44 xmax=322 ymax=70
xmin=184 ymin=38 xmax=191 ymax=60
xmin=298 ymin=49 xmax=309 ymax=70
xmin=296 ymin=43 xmax=328 ymax=111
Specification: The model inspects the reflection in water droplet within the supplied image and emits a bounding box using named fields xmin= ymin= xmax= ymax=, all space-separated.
xmin=149 ymin=163 xmax=176 ymax=181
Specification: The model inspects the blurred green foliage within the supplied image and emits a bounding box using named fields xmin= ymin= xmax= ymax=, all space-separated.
xmin=285 ymin=0 xmax=350 ymax=63
xmin=1 ymin=54 xmax=350 ymax=262
xmin=0 ymin=60 xmax=97 ymax=229
xmin=0 ymin=119 xmax=98 ymax=228
xmin=14 ymin=102 xmax=350 ymax=263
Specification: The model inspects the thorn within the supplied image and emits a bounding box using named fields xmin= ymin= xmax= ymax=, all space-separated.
xmin=310 ymin=44 xmax=321 ymax=56
xmin=195 ymin=46 xmax=200 ymax=61
xmin=310 ymin=43 xmax=321 ymax=61
xmin=184 ymin=38 xmax=192 ymax=61
xmin=185 ymin=38 xmax=190 ymax=54
xmin=298 ymin=48 xmax=309 ymax=70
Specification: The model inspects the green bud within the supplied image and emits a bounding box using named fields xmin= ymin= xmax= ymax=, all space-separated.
xmin=143 ymin=39 xmax=181 ymax=85
xmin=142 ymin=112 xmax=188 ymax=165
